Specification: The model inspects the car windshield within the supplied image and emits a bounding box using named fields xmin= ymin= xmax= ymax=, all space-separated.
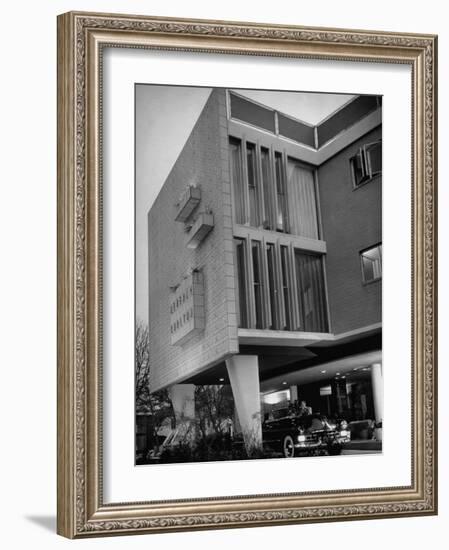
xmin=297 ymin=415 xmax=327 ymax=429
xmin=265 ymin=408 xmax=290 ymax=420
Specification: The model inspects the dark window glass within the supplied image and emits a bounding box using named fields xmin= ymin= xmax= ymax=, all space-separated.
xmin=230 ymin=93 xmax=276 ymax=133
xmin=251 ymin=241 xmax=264 ymax=328
xmin=350 ymin=150 xmax=367 ymax=187
xmin=350 ymin=140 xmax=382 ymax=188
xmin=275 ymin=153 xmax=288 ymax=232
xmin=261 ymin=148 xmax=275 ymax=230
xmin=247 ymin=143 xmax=261 ymax=227
xmin=230 ymin=138 xmax=246 ymax=224
xmin=280 ymin=246 xmax=291 ymax=330
xmin=278 ymin=113 xmax=315 ymax=147
xmin=361 ymin=244 xmax=382 ymax=283
xmin=266 ymin=243 xmax=279 ymax=329
xmin=235 ymin=239 xmax=249 ymax=327
xmin=366 ymin=141 xmax=382 ymax=176
xmin=317 ymin=95 xmax=379 ymax=147
xmin=294 ymin=251 xmax=328 ymax=332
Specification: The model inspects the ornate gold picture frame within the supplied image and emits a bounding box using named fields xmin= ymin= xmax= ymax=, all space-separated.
xmin=57 ymin=11 xmax=437 ymax=538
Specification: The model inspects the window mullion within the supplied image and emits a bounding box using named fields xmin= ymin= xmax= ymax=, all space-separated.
xmin=256 ymin=141 xmax=265 ymax=228
xmin=233 ymin=239 xmax=242 ymax=327
xmin=275 ymin=240 xmax=286 ymax=329
xmin=281 ymin=149 xmax=290 ymax=234
xmin=269 ymin=146 xmax=279 ymax=232
xmin=280 ymin=245 xmax=291 ymax=330
xmin=289 ymin=243 xmax=300 ymax=330
xmin=246 ymin=235 xmax=256 ymax=328
xmin=241 ymin=136 xmax=250 ymax=225
xmin=261 ymin=236 xmax=272 ymax=329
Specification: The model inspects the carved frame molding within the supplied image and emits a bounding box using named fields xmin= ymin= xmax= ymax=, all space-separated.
xmin=57 ymin=12 xmax=437 ymax=538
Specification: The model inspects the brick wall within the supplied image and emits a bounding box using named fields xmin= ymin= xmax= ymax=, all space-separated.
xmin=148 ymin=89 xmax=239 ymax=391
xmin=318 ymin=126 xmax=382 ymax=335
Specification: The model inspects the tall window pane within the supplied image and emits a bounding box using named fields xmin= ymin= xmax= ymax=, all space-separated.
xmin=295 ymin=251 xmax=328 ymax=332
xmin=230 ymin=138 xmax=246 ymax=224
xmin=247 ymin=143 xmax=261 ymax=227
xmin=234 ymin=239 xmax=248 ymax=328
xmin=251 ymin=241 xmax=264 ymax=329
xmin=280 ymin=246 xmax=291 ymax=330
xmin=287 ymin=160 xmax=319 ymax=239
xmin=261 ymin=148 xmax=275 ymax=230
xmin=366 ymin=141 xmax=382 ymax=176
xmin=350 ymin=150 xmax=367 ymax=188
xmin=275 ymin=152 xmax=287 ymax=232
xmin=266 ymin=243 xmax=279 ymax=329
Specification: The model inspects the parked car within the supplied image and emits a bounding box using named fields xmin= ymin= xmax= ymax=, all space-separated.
xmin=262 ymin=410 xmax=351 ymax=458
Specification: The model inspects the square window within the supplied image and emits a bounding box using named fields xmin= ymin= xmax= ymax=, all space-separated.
xmin=360 ymin=244 xmax=382 ymax=283
xmin=350 ymin=150 xmax=368 ymax=187
xmin=350 ymin=140 xmax=382 ymax=188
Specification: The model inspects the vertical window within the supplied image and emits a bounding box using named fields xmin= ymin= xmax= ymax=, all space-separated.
xmin=350 ymin=140 xmax=382 ymax=188
xmin=234 ymin=240 xmax=330 ymax=334
xmin=230 ymin=138 xmax=246 ymax=224
xmin=287 ymin=160 xmax=319 ymax=239
xmin=350 ymin=150 xmax=367 ymax=187
xmin=280 ymin=246 xmax=291 ymax=330
xmin=295 ymin=251 xmax=328 ymax=332
xmin=360 ymin=244 xmax=382 ymax=283
xmin=261 ymin=147 xmax=275 ymax=230
xmin=266 ymin=243 xmax=279 ymax=329
xmin=365 ymin=141 xmax=382 ymax=176
xmin=275 ymin=152 xmax=288 ymax=232
xmin=251 ymin=241 xmax=264 ymax=328
xmin=246 ymin=143 xmax=261 ymax=227
xmin=234 ymin=239 xmax=249 ymax=327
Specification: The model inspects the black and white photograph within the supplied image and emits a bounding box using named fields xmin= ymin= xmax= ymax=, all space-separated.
xmin=135 ymin=86 xmax=383 ymax=465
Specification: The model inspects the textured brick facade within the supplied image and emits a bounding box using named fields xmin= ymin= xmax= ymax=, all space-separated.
xmin=318 ymin=126 xmax=382 ymax=335
xmin=149 ymin=90 xmax=239 ymax=391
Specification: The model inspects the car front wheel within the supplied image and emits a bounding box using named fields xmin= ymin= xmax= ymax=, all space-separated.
xmin=283 ymin=435 xmax=296 ymax=458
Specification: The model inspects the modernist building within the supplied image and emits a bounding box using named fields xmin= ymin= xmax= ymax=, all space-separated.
xmin=148 ymin=89 xmax=382 ymax=452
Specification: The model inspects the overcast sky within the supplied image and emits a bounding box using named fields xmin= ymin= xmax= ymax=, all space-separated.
xmin=135 ymin=86 xmax=354 ymax=323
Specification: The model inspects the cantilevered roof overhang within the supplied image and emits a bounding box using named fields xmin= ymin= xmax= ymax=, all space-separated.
xmin=182 ymin=326 xmax=381 ymax=387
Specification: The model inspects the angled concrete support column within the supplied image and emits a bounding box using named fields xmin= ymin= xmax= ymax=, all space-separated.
xmin=226 ymin=355 xmax=262 ymax=454
xmin=370 ymin=363 xmax=383 ymax=441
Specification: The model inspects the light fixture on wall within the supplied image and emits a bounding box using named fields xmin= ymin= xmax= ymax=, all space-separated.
xmin=186 ymin=213 xmax=214 ymax=249
xmin=174 ymin=185 xmax=201 ymax=223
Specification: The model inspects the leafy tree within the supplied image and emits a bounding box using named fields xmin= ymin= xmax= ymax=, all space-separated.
xmin=195 ymin=384 xmax=234 ymax=440
xmin=135 ymin=320 xmax=173 ymax=451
